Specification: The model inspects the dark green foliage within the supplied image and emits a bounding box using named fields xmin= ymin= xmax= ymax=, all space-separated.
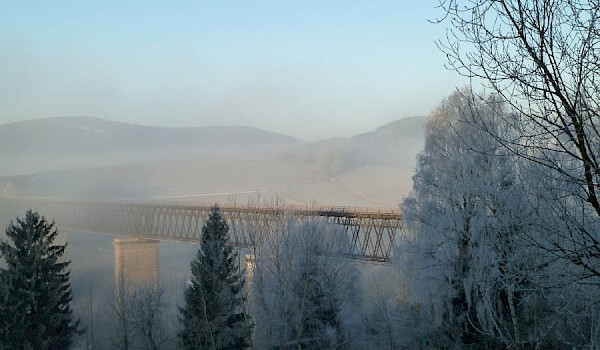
xmin=293 ymin=258 xmax=342 ymax=346
xmin=178 ymin=205 xmax=252 ymax=350
xmin=0 ymin=210 xmax=78 ymax=350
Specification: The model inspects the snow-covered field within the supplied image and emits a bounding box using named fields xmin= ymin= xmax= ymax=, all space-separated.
xmin=1 ymin=158 xmax=413 ymax=208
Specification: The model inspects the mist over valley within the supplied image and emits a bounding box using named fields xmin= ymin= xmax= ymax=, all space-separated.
xmin=0 ymin=116 xmax=424 ymax=207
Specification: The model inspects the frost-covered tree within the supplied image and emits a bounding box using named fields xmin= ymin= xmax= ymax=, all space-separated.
xmin=106 ymin=282 xmax=170 ymax=350
xmin=178 ymin=205 xmax=252 ymax=350
xmin=438 ymin=0 xmax=600 ymax=312
xmin=522 ymin=160 xmax=600 ymax=347
xmin=359 ymin=267 xmax=414 ymax=350
xmin=435 ymin=2 xmax=600 ymax=346
xmin=0 ymin=210 xmax=78 ymax=350
xmin=252 ymin=218 xmax=361 ymax=349
xmin=402 ymin=90 xmax=548 ymax=348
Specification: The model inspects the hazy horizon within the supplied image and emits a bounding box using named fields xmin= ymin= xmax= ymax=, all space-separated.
xmin=0 ymin=114 xmax=427 ymax=141
xmin=0 ymin=1 xmax=465 ymax=140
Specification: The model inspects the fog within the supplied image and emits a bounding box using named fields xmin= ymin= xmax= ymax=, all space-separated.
xmin=0 ymin=116 xmax=424 ymax=207
xmin=0 ymin=116 xmax=418 ymax=347
xmin=0 ymin=2 xmax=473 ymax=348
xmin=0 ymin=114 xmax=422 ymax=344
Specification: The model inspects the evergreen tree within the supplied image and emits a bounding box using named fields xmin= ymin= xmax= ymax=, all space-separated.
xmin=0 ymin=210 xmax=78 ymax=350
xmin=178 ymin=205 xmax=252 ymax=350
xmin=293 ymin=258 xmax=343 ymax=346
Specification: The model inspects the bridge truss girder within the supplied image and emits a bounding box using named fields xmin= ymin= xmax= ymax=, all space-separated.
xmin=3 ymin=199 xmax=405 ymax=263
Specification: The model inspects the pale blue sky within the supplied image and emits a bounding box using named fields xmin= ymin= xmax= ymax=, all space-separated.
xmin=0 ymin=1 xmax=465 ymax=140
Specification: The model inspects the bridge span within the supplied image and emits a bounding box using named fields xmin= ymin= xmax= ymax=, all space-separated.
xmin=1 ymin=198 xmax=404 ymax=262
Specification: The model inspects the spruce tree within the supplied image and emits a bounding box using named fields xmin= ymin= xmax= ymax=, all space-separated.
xmin=178 ymin=205 xmax=252 ymax=350
xmin=0 ymin=210 xmax=78 ymax=350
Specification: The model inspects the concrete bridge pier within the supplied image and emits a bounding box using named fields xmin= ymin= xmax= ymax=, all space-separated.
xmin=113 ymin=237 xmax=159 ymax=290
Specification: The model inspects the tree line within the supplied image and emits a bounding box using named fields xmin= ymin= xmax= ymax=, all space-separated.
xmin=0 ymin=206 xmax=373 ymax=349
xmin=392 ymin=1 xmax=600 ymax=348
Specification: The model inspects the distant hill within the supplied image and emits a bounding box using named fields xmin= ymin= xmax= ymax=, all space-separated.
xmin=281 ymin=116 xmax=426 ymax=175
xmin=0 ymin=117 xmax=297 ymax=155
xmin=0 ymin=117 xmax=298 ymax=176
xmin=352 ymin=116 xmax=426 ymax=143
xmin=0 ymin=116 xmax=424 ymax=204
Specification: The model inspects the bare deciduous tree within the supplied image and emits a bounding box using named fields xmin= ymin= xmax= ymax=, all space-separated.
xmin=437 ymin=0 xmax=600 ymax=286
xmin=252 ymin=217 xmax=361 ymax=349
xmin=129 ymin=283 xmax=169 ymax=350
xmin=107 ymin=284 xmax=133 ymax=350
xmin=106 ymin=282 xmax=170 ymax=350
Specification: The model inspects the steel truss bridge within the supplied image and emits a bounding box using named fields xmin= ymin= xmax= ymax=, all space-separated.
xmin=1 ymin=198 xmax=405 ymax=263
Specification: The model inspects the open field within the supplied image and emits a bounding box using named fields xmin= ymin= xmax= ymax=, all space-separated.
xmin=1 ymin=158 xmax=413 ymax=208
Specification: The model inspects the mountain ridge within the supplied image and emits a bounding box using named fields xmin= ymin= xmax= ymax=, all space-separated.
xmin=280 ymin=115 xmax=426 ymax=175
xmin=0 ymin=116 xmax=426 ymax=177
xmin=0 ymin=116 xmax=298 ymax=155
xmin=0 ymin=116 xmax=425 ymax=202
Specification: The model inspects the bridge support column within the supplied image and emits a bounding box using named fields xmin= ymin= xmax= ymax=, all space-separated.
xmin=244 ymin=253 xmax=255 ymax=296
xmin=113 ymin=237 xmax=159 ymax=290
